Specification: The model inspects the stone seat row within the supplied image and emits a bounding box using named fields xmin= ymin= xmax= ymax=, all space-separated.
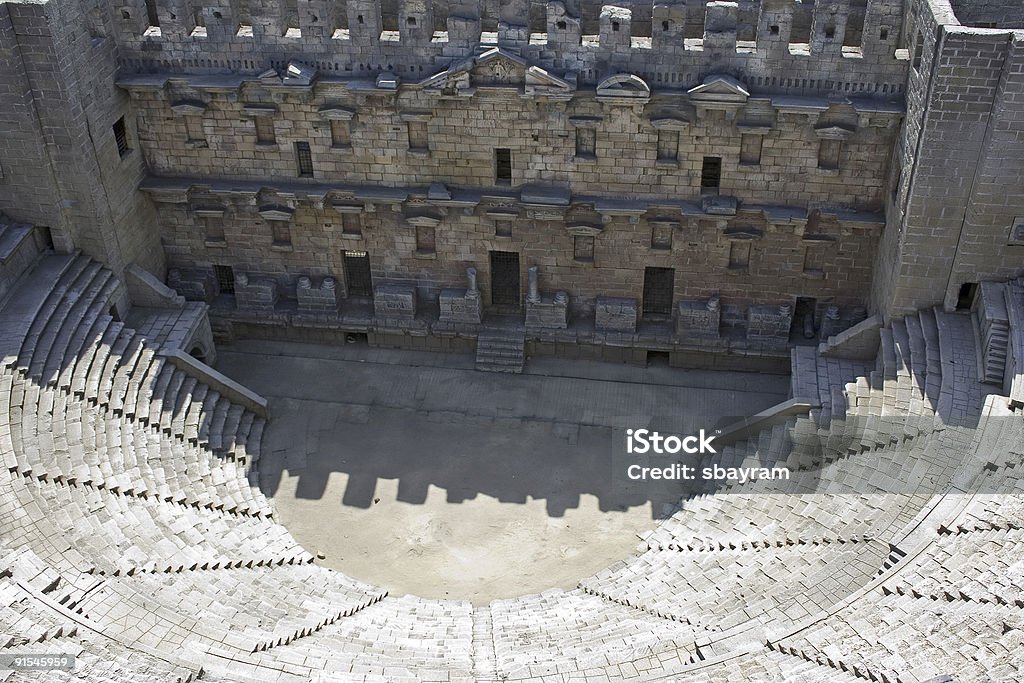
xmin=0 ymin=562 xmax=201 ymax=683
xmin=1 ymin=473 xmax=309 ymax=576
xmin=645 ymin=429 xmax=947 ymax=553
xmin=579 ymin=535 xmax=890 ymax=632
xmin=772 ymin=591 xmax=1023 ymax=682
xmin=1 ymin=472 xmax=399 ymax=666
xmin=651 ymin=306 xmax=969 ymax=547
xmin=885 ymin=524 xmax=1024 ymax=607
xmin=69 ymin=563 xmax=386 ymax=656
xmin=4 ymin=253 xmax=263 ymax=468
xmin=216 ymin=595 xmax=476 ymax=682
xmin=483 ymin=588 xmax=702 ymax=681
xmin=3 ymin=371 xmax=270 ymax=517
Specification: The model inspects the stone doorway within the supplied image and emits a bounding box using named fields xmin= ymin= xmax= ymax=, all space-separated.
xmin=790 ymin=296 xmax=818 ymax=341
xmin=642 ymin=267 xmax=675 ymax=320
xmin=343 ymin=250 xmax=373 ymax=297
xmin=489 ymin=251 xmax=521 ymax=307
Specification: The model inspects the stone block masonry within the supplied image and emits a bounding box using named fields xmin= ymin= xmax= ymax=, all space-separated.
xmin=595 ymin=297 xmax=637 ymax=333
xmin=6 ymin=0 xmax=1024 ymax=363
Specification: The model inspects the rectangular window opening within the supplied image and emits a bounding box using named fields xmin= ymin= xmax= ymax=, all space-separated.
xmin=255 ymin=117 xmax=276 ymax=144
xmin=575 ymin=128 xmax=596 ymax=159
xmin=642 ymin=267 xmax=675 ymax=318
xmin=330 ymin=120 xmax=351 ymax=148
xmin=495 ymin=148 xmax=512 ymax=185
xmin=407 ymin=121 xmax=428 ymax=152
xmin=728 ymin=241 xmax=751 ymax=270
xmin=271 ymin=221 xmax=292 ymax=246
xmin=573 ymin=235 xmax=595 ymax=262
xmin=740 ymin=134 xmax=762 ymax=165
xmin=701 ymin=156 xmax=722 ymax=193
xmin=295 ymin=141 xmax=313 ymax=177
xmin=651 ymin=224 xmax=673 ymax=250
xmin=341 ymin=212 xmax=362 ymax=237
xmin=657 ymin=130 xmax=679 ymax=163
xmin=818 ymin=140 xmax=841 ymax=170
xmin=145 ymin=0 xmax=160 ymax=26
xmin=113 ymin=117 xmax=129 ymax=157
xmin=415 ymin=225 xmax=436 ymax=254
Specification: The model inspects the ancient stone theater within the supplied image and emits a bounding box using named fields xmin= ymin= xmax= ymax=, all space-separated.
xmin=1 ymin=0 xmax=1024 ymax=680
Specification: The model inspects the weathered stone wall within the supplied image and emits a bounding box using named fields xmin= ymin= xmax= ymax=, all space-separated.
xmin=871 ymin=0 xmax=1024 ymax=317
xmin=127 ymin=84 xmax=900 ymax=211
xmin=151 ymin=188 xmax=880 ymax=320
xmin=0 ymin=0 xmax=165 ymax=278
xmin=948 ymin=0 xmax=1024 ymax=28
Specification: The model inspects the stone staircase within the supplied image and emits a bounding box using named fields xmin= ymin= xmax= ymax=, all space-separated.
xmin=474 ymin=327 xmax=525 ymax=374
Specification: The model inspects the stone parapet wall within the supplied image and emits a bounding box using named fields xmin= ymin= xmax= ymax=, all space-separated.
xmin=111 ymin=0 xmax=908 ymax=97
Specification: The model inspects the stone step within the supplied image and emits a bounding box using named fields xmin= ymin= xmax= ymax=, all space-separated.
xmin=475 ymin=329 xmax=525 ymax=374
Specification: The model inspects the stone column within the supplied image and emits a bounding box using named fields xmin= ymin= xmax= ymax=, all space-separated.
xmin=527 ymin=265 xmax=541 ymax=304
xmin=466 ymin=267 xmax=479 ymax=298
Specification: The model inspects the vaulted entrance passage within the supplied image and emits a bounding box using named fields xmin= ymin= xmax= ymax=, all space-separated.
xmin=343 ymin=250 xmax=373 ymax=297
xmin=642 ymin=266 xmax=675 ymax=319
xmin=489 ymin=250 xmax=521 ymax=307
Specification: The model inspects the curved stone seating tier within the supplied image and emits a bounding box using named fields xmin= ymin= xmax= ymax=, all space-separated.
xmin=0 ymin=561 xmax=200 ymax=683
xmin=580 ymin=539 xmax=891 ymax=631
xmin=208 ymin=595 xmax=476 ymax=682
xmin=885 ymin=526 xmax=1024 ymax=606
xmin=772 ymin=591 xmax=1023 ymax=682
xmin=4 ymin=372 xmax=270 ymax=517
xmin=665 ymin=649 xmax=867 ymax=683
xmin=0 ymin=474 xmax=311 ymax=576
xmin=483 ymin=589 xmax=705 ymax=680
xmin=3 ymin=252 xmax=1024 ymax=681
xmin=644 ymin=434 xmax=948 ymax=552
xmin=69 ymin=564 xmax=386 ymax=656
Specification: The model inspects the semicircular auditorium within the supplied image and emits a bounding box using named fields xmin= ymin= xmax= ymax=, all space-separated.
xmin=2 ymin=0 xmax=1024 ymax=680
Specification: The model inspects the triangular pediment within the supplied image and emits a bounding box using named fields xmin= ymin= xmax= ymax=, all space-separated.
xmin=421 ymin=49 xmax=574 ymax=97
xmin=687 ymin=74 xmax=750 ymax=104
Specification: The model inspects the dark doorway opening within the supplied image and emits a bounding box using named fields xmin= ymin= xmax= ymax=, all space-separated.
xmin=789 ymin=297 xmax=818 ymax=342
xmin=646 ymin=350 xmax=671 ymax=367
xmin=489 ymin=251 xmax=521 ymax=307
xmin=344 ymin=250 xmax=373 ymax=297
xmin=189 ymin=346 xmax=206 ymax=362
xmin=642 ymin=267 xmax=675 ymax=319
xmin=345 ymin=332 xmax=369 ymax=345
xmin=214 ymin=264 xmax=235 ymax=295
xmin=956 ymin=282 xmax=977 ymax=311
xmin=37 ymin=226 xmax=54 ymax=250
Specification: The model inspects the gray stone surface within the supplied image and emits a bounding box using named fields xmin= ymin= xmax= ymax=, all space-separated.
xmin=595 ymin=296 xmax=637 ymax=333
xmin=215 ymin=338 xmax=787 ymax=603
xmin=373 ymin=283 xmax=417 ymax=320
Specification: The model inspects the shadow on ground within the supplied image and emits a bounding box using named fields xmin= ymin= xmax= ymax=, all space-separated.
xmin=217 ymin=339 xmax=790 ymax=519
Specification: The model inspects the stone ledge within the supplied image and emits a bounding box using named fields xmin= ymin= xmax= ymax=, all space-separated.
xmin=157 ymin=348 xmax=269 ymax=418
